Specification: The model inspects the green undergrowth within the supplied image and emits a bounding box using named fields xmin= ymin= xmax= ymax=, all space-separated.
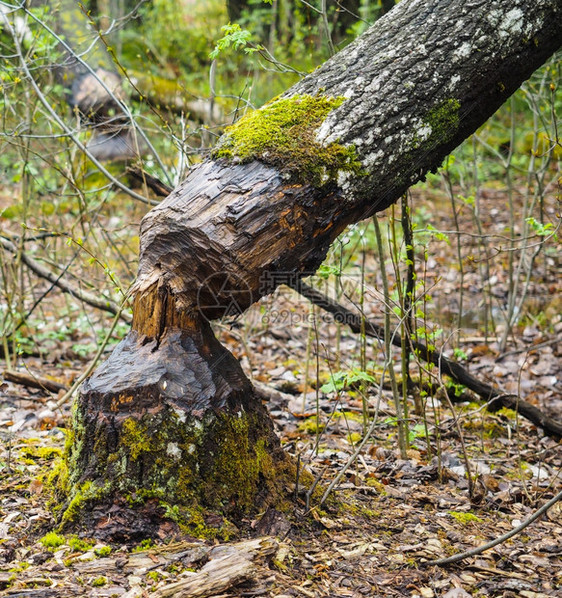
xmin=213 ymin=94 xmax=363 ymax=185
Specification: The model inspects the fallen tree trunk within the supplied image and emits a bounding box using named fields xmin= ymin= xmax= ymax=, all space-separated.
xmin=57 ymin=0 xmax=562 ymax=537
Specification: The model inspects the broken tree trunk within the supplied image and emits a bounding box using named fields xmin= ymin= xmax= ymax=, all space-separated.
xmin=57 ymin=0 xmax=562 ymax=538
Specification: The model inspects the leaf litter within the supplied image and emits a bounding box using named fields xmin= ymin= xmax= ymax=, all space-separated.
xmin=0 ymin=184 xmax=561 ymax=597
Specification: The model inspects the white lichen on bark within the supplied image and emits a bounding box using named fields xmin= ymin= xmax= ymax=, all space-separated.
xmin=288 ymin=0 xmax=560 ymax=206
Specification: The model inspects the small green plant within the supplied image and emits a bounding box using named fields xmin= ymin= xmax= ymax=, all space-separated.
xmin=210 ymin=23 xmax=261 ymax=59
xmin=525 ymin=216 xmax=558 ymax=241
xmin=408 ymin=423 xmax=429 ymax=444
xmin=91 ymin=576 xmax=108 ymax=587
xmin=453 ymin=347 xmax=468 ymax=361
xmin=94 ymin=546 xmax=112 ymax=557
xmin=320 ymin=368 xmax=376 ymax=394
xmin=446 ymin=380 xmax=467 ymax=397
xmin=40 ymin=532 xmax=65 ymax=550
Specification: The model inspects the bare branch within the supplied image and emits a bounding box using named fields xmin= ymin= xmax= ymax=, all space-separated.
xmin=0 ymin=235 xmax=132 ymax=323
xmin=426 ymin=488 xmax=562 ymax=566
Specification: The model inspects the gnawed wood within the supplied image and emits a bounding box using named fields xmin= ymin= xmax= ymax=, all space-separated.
xmin=133 ymin=160 xmax=350 ymax=324
xmin=60 ymin=317 xmax=296 ymax=539
xmin=133 ymin=0 xmax=562 ymax=319
xmin=152 ymin=537 xmax=278 ymax=598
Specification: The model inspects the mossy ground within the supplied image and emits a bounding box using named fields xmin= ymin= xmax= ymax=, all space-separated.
xmin=213 ymin=94 xmax=363 ymax=186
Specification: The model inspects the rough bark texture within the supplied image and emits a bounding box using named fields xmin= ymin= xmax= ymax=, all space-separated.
xmin=61 ymin=0 xmax=562 ymax=536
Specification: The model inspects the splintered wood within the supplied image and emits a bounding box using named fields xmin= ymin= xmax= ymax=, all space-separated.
xmin=151 ymin=538 xmax=278 ymax=598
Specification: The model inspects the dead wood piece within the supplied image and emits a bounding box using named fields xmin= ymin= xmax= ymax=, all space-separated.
xmin=3 ymin=370 xmax=68 ymax=394
xmin=152 ymin=537 xmax=278 ymax=598
xmin=293 ymin=281 xmax=562 ymax=439
xmin=126 ymin=166 xmax=174 ymax=198
xmin=74 ymin=542 xmax=211 ymax=576
xmin=253 ymin=380 xmax=295 ymax=406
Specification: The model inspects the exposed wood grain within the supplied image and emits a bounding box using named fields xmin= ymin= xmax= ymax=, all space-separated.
xmin=132 ymin=0 xmax=562 ymax=324
xmin=152 ymin=537 xmax=278 ymax=598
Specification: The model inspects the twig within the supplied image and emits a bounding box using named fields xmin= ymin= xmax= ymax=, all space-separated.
xmin=291 ymin=280 xmax=562 ymax=438
xmin=3 ymin=369 xmax=68 ymax=394
xmin=126 ymin=166 xmax=173 ymax=197
xmin=426 ymin=488 xmax=562 ymax=566
xmin=21 ymin=1 xmax=172 ymax=186
xmin=0 ymin=9 xmax=157 ymax=206
xmin=55 ymin=300 xmax=127 ymax=409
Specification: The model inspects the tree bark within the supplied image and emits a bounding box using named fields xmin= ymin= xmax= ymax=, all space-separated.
xmin=58 ymin=0 xmax=562 ymax=538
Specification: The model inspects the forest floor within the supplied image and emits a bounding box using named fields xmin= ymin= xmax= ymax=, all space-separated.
xmin=0 ymin=183 xmax=561 ymax=598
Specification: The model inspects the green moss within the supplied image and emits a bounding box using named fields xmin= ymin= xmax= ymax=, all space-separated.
xmin=213 ymin=94 xmax=363 ymax=186
xmin=40 ymin=532 xmax=65 ymax=550
xmin=424 ymin=98 xmax=461 ymax=144
xmin=147 ymin=570 xmax=163 ymax=583
xmin=157 ymin=501 xmax=234 ymax=540
xmin=68 ymin=536 xmax=95 ymax=552
xmin=54 ymin=398 xmax=300 ymax=537
xmin=360 ymin=507 xmax=382 ymax=518
xmin=121 ymin=417 xmax=153 ymax=460
xmin=206 ymin=414 xmax=269 ymax=511
xmin=44 ymin=455 xmax=69 ymax=517
xmin=92 ymin=576 xmax=108 ymax=587
xmin=297 ymin=417 xmax=325 ymax=435
xmin=335 ymin=410 xmax=363 ymax=423
xmin=449 ymin=510 xmax=482 ymax=524
xmin=94 ymin=546 xmax=112 ymax=557
xmin=364 ymin=478 xmax=387 ymax=495
xmin=22 ymin=446 xmax=63 ymax=460
xmin=132 ymin=538 xmax=155 ymax=552
xmin=8 ymin=561 xmax=30 ymax=573
xmin=405 ymin=98 xmax=462 ymax=166
xmin=61 ymin=481 xmax=111 ymax=525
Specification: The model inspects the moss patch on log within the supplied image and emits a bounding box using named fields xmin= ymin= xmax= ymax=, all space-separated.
xmin=213 ymin=94 xmax=362 ymax=186
xmin=424 ymin=98 xmax=461 ymax=144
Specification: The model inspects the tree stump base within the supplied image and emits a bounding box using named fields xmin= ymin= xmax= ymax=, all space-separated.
xmin=50 ymin=318 xmax=296 ymax=541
